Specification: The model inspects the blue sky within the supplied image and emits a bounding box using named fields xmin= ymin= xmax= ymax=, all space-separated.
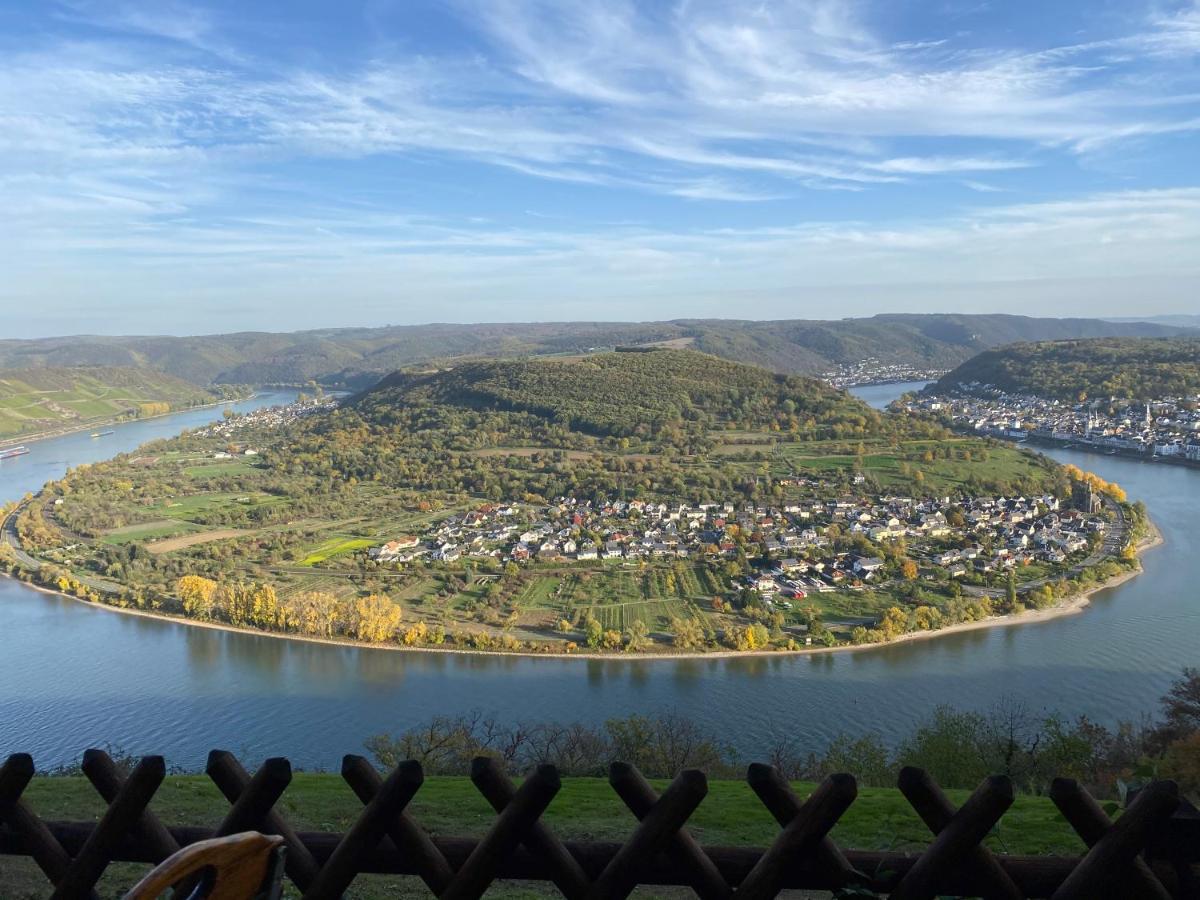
xmin=2 ymin=0 xmax=1199 ymax=337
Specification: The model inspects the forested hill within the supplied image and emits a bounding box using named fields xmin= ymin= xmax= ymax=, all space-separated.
xmin=0 ymin=366 xmax=235 ymax=440
xmin=0 ymin=314 xmax=1190 ymax=388
xmin=932 ymin=337 xmax=1200 ymax=400
xmin=357 ymin=349 xmax=870 ymax=439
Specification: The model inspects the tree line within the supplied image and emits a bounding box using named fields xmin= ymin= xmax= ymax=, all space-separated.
xmin=362 ymin=670 xmax=1200 ymax=797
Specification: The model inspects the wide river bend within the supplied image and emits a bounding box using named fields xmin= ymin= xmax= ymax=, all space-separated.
xmin=0 ymin=384 xmax=1195 ymax=767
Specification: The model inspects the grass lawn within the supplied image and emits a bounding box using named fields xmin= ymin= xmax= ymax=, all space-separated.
xmin=154 ymin=492 xmax=282 ymax=520
xmin=511 ymin=575 xmax=562 ymax=610
xmin=587 ymin=597 xmax=690 ymax=631
xmin=97 ymin=520 xmax=202 ymax=545
xmin=811 ymin=589 xmax=898 ymax=619
xmin=2 ymin=773 xmax=1083 ymax=899
xmin=778 ymin=440 xmax=1051 ymax=494
xmin=183 ymin=460 xmax=259 ymax=479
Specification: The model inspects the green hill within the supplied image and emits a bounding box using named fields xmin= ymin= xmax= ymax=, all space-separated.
xmin=933 ymin=337 xmax=1200 ymax=400
xmin=361 ymin=349 xmax=864 ymax=440
xmin=0 ymin=366 xmax=235 ymax=440
xmin=0 ymin=314 xmax=1190 ymax=388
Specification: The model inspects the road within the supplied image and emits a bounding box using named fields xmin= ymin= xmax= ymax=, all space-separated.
xmin=2 ymin=501 xmax=124 ymax=597
xmin=1 ymin=505 xmax=42 ymax=570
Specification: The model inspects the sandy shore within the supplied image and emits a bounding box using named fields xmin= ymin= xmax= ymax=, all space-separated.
xmin=2 ymin=520 xmax=1163 ymax=662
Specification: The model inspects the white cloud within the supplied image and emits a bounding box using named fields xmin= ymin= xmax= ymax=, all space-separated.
xmin=0 ymin=0 xmax=1197 ymax=330
xmin=4 ymin=0 xmax=1196 ymax=209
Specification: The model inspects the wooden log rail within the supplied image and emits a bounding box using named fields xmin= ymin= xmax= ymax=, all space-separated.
xmin=0 ymin=750 xmax=1196 ymax=899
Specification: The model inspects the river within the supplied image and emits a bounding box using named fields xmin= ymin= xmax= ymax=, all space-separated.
xmin=0 ymin=384 xmax=1194 ymax=768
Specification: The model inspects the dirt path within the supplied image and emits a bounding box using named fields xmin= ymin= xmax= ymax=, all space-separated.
xmin=146 ymin=528 xmax=250 ymax=554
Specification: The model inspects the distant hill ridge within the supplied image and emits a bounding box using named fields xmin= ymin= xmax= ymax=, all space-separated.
xmin=932 ymin=337 xmax=1200 ymax=400
xmin=0 ymin=314 xmax=1190 ymax=389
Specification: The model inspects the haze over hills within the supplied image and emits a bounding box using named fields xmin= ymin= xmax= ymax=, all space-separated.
xmin=933 ymin=337 xmax=1200 ymax=401
xmin=0 ymin=315 xmax=1191 ymax=390
xmin=1104 ymin=315 xmax=1200 ymax=329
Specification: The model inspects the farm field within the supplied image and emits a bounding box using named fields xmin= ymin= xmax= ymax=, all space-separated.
xmin=776 ymin=438 xmax=1051 ymax=493
xmin=0 ymin=366 xmax=226 ymax=439
xmin=97 ymin=520 xmax=204 ymax=546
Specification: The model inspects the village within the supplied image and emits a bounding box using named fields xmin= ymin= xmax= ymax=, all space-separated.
xmin=907 ymin=389 xmax=1200 ymax=463
xmin=819 ymin=358 xmax=948 ymax=388
xmin=193 ymin=393 xmax=339 ymax=440
xmin=365 ymin=488 xmax=1111 ymax=599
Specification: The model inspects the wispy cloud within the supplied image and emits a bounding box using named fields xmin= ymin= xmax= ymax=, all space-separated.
xmin=4 ymin=0 xmax=1197 ymax=207
xmin=0 ymin=0 xmax=1197 ymax=331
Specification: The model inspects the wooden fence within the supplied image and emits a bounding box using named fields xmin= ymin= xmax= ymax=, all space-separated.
xmin=1 ymin=749 xmax=1197 ymax=898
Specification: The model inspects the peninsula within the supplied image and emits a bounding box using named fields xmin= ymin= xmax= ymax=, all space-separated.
xmin=2 ymin=350 xmax=1148 ymax=657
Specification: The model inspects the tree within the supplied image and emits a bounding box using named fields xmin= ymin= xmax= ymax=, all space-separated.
xmin=402 ymin=621 xmax=429 ymax=645
xmin=669 ymin=616 xmax=706 ymax=650
xmin=176 ymin=575 xmax=218 ymax=619
xmin=283 ymin=590 xmax=341 ymax=636
xmin=749 ymin=622 xmax=770 ymax=649
xmin=880 ymin=607 xmax=909 ymax=640
xmin=249 ymin=584 xmax=280 ymax=629
xmin=1154 ymin=667 xmax=1200 ymax=746
xmin=584 ymin=614 xmax=604 ymax=649
xmin=912 ymin=605 xmax=943 ymax=631
xmin=349 ymin=595 xmax=403 ymax=643
xmin=900 ymin=558 xmax=919 ymax=581
xmin=1161 ymin=733 xmax=1200 ymax=793
xmin=624 ymin=619 xmax=650 ymax=652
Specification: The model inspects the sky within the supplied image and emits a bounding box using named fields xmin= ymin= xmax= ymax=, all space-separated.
xmin=1 ymin=0 xmax=1199 ymax=337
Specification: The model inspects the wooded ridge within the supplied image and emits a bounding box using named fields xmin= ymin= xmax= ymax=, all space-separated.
xmin=934 ymin=337 xmax=1200 ymax=400
xmin=0 ymin=314 xmax=1191 ymax=388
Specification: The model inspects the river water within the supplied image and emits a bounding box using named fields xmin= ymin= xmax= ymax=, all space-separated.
xmin=1 ymin=384 xmax=1195 ymax=768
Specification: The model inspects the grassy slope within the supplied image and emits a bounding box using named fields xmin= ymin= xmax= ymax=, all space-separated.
xmin=4 ymin=774 xmax=1082 ymax=899
xmin=0 ymin=366 xmax=220 ymax=440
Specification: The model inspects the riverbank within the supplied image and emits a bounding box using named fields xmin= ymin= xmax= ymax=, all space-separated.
xmin=966 ymin=428 xmax=1200 ymax=474
xmin=0 ymin=392 xmax=255 ymax=451
xmin=3 ymin=519 xmax=1161 ymax=663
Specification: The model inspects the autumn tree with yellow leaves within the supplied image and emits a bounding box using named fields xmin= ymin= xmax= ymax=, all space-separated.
xmin=349 ymin=594 xmax=403 ymax=643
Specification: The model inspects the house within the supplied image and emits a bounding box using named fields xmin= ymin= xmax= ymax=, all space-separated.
xmin=371 ymin=535 xmax=421 ymax=561
xmin=753 ymin=574 xmax=779 ymax=594
xmin=432 ymin=543 xmax=460 ymax=562
xmin=853 ymin=556 xmax=885 ymax=576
